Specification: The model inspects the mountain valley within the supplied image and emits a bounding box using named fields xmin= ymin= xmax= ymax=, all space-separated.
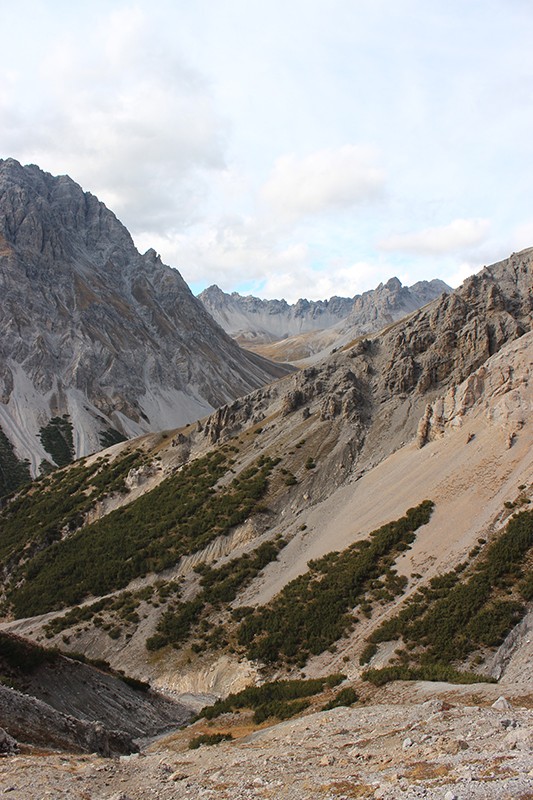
xmin=0 ymin=174 xmax=532 ymax=797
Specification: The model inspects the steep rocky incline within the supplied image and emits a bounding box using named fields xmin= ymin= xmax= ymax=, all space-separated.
xmin=0 ymin=631 xmax=191 ymax=754
xmin=199 ymin=277 xmax=450 ymax=350
xmin=0 ymin=159 xmax=291 ymax=476
xmin=0 ymin=249 xmax=531 ymax=795
xmin=0 ymin=684 xmax=135 ymax=755
xmin=200 ymin=248 xmax=531 ymax=458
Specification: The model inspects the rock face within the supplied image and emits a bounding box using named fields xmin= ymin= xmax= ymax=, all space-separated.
xmin=0 ymin=683 xmax=135 ymax=755
xmin=335 ymin=276 xmax=450 ymax=344
xmin=200 ymin=249 xmax=532 ymax=452
xmin=0 ymin=630 xmax=192 ymax=754
xmin=199 ymin=277 xmax=450 ymax=347
xmin=0 ymin=248 xmax=531 ymax=792
xmin=0 ymin=159 xmax=291 ymax=474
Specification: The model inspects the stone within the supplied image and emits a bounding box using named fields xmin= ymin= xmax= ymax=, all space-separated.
xmin=492 ymin=696 xmax=512 ymax=710
xmin=169 ymin=772 xmax=188 ymax=782
xmin=0 ymin=727 xmax=18 ymax=755
xmin=504 ymin=728 xmax=533 ymax=751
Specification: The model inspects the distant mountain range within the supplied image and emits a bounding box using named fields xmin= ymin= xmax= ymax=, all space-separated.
xmin=199 ymin=277 xmax=451 ymax=359
xmin=0 ymin=159 xmax=291 ymax=483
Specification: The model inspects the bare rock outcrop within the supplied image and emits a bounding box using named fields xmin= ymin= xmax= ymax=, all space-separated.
xmin=417 ymin=331 xmax=531 ymax=446
xmin=0 ymin=684 xmax=134 ymax=755
xmin=377 ymin=250 xmax=532 ymax=403
xmin=0 ymin=727 xmax=18 ymax=754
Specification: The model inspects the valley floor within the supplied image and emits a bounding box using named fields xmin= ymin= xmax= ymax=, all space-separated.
xmin=2 ymin=688 xmax=533 ymax=799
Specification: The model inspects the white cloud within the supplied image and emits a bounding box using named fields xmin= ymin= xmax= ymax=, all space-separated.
xmin=0 ymin=7 xmax=226 ymax=233
xmin=261 ymin=145 xmax=385 ymax=224
xmin=257 ymin=260 xmax=380 ymax=303
xmin=512 ymin=221 xmax=533 ymax=253
xmin=134 ymin=216 xmax=309 ymax=292
xmin=135 ymin=214 xmax=395 ymax=303
xmin=444 ymin=260 xmax=480 ymax=289
xmin=379 ymin=218 xmax=490 ymax=255
xmin=2 ymin=2 xmax=530 ymax=304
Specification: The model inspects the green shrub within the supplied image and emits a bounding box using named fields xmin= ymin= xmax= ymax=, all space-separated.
xmin=322 ymin=687 xmax=358 ymax=710
xmin=364 ymin=509 xmax=533 ymax=674
xmin=99 ymin=428 xmax=127 ymax=448
xmin=8 ymin=453 xmax=281 ymax=617
xmin=146 ymin=537 xmax=287 ymax=652
xmin=0 ymin=427 xmax=31 ymax=501
xmin=238 ymin=502 xmax=435 ymax=666
xmin=39 ymin=416 xmax=75 ymax=467
xmin=0 ymin=450 xmax=145 ymax=579
xmin=119 ymin=674 xmax=150 ymax=692
xmin=362 ymin=664 xmax=494 ymax=686
xmin=199 ymin=675 xmax=345 ymax=720
xmin=359 ymin=643 xmax=377 ymax=665
xmin=519 ymin=573 xmax=533 ymax=601
xmin=188 ymin=732 xmax=233 ymax=749
xmin=0 ymin=632 xmax=58 ymax=673
xmin=253 ymin=698 xmax=310 ymax=723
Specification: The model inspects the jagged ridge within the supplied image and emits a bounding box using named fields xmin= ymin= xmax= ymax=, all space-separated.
xmin=198 ymin=277 xmax=450 ymax=350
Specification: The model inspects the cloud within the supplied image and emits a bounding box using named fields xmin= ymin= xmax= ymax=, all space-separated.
xmin=256 ymin=260 xmax=380 ymax=303
xmin=379 ymin=218 xmax=490 ymax=255
xmin=135 ymin=215 xmax=308 ymax=291
xmin=260 ymin=145 xmax=385 ymax=224
xmin=512 ymin=221 xmax=533 ymax=252
xmin=0 ymin=6 xmax=226 ymax=233
xmin=444 ymin=260 xmax=480 ymax=289
xmin=135 ymin=214 xmax=393 ymax=303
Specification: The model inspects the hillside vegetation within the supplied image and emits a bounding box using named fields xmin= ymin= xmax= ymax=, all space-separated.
xmin=237 ymin=501 xmax=435 ymax=666
xmin=0 ymin=427 xmax=31 ymax=501
xmin=363 ymin=509 xmax=533 ymax=683
xmin=5 ymin=450 xmax=280 ymax=617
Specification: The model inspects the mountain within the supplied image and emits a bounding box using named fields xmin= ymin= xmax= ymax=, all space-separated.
xmin=0 ymin=159 xmax=291 ymax=481
xmin=2 ymin=247 xmax=531 ymax=662
xmin=198 ymin=284 xmax=354 ymax=343
xmin=198 ymin=277 xmax=450 ymax=359
xmin=0 ymin=247 xmax=531 ymax=792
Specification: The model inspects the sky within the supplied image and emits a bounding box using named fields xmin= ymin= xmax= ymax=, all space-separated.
xmin=1 ymin=0 xmax=532 ymax=302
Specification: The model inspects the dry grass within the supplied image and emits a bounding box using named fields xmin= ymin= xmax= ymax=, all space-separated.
xmin=321 ymin=780 xmax=375 ymax=797
xmin=402 ymin=761 xmax=452 ymax=782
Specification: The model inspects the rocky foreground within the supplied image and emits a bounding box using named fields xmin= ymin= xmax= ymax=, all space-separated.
xmin=1 ymin=693 xmax=533 ymax=799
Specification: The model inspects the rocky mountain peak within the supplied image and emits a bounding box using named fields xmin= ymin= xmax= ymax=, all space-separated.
xmin=0 ymin=158 xmax=134 ymax=266
xmin=0 ymin=160 xmax=291 ymax=480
